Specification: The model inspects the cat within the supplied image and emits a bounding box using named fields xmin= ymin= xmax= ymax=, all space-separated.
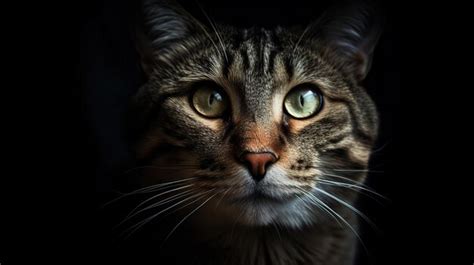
xmin=119 ymin=0 xmax=383 ymax=264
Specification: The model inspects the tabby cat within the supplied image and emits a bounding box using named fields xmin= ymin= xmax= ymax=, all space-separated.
xmin=122 ymin=1 xmax=382 ymax=264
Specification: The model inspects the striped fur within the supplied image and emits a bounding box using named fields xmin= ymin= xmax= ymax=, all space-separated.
xmin=128 ymin=1 xmax=382 ymax=264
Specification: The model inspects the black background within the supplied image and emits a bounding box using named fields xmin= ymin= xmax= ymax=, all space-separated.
xmin=0 ymin=0 xmax=401 ymax=264
xmin=0 ymin=1 xmax=471 ymax=264
xmin=78 ymin=0 xmax=400 ymax=264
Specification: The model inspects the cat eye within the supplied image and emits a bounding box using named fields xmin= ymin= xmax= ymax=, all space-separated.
xmin=191 ymin=84 xmax=229 ymax=118
xmin=284 ymin=85 xmax=323 ymax=119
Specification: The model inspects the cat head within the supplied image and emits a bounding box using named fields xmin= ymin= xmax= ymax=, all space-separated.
xmin=130 ymin=0 xmax=382 ymax=228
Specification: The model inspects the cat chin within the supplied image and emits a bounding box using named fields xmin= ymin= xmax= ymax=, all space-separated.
xmin=235 ymin=198 xmax=315 ymax=229
xmin=195 ymin=194 xmax=315 ymax=230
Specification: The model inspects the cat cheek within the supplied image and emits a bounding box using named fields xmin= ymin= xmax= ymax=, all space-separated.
xmin=346 ymin=142 xmax=371 ymax=165
xmin=194 ymin=119 xmax=226 ymax=133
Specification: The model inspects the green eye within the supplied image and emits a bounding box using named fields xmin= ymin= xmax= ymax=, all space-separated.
xmin=192 ymin=85 xmax=229 ymax=118
xmin=284 ymin=85 xmax=323 ymax=119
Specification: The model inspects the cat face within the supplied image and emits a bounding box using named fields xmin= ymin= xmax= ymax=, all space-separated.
xmin=130 ymin=1 xmax=381 ymax=228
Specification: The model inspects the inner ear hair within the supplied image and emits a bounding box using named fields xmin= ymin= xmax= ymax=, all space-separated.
xmin=309 ymin=1 xmax=384 ymax=82
xmin=133 ymin=0 xmax=207 ymax=77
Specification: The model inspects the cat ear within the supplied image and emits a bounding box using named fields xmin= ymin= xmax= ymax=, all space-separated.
xmin=135 ymin=0 xmax=201 ymax=76
xmin=310 ymin=2 xmax=383 ymax=81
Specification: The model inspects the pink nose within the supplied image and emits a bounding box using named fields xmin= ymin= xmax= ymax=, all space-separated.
xmin=240 ymin=152 xmax=277 ymax=182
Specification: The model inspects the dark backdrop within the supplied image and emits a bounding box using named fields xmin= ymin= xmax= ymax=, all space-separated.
xmin=80 ymin=0 xmax=400 ymax=264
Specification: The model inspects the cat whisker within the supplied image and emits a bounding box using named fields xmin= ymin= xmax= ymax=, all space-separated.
xmin=293 ymin=192 xmax=313 ymax=213
xmin=122 ymin=165 xmax=200 ymax=176
xmin=121 ymin=189 xmax=210 ymax=239
xmin=314 ymin=160 xmax=383 ymax=174
xmin=139 ymin=189 xmax=198 ymax=213
xmin=102 ymin=177 xmax=196 ymax=208
xmin=163 ymin=189 xmax=216 ymax=217
xmin=296 ymin=187 xmax=369 ymax=256
xmin=170 ymin=0 xmax=224 ymax=62
xmin=124 ymin=184 xmax=194 ymax=217
xmin=320 ymin=173 xmax=372 ymax=189
xmin=321 ymin=172 xmax=390 ymax=203
xmin=318 ymin=180 xmax=384 ymax=205
xmin=292 ymin=23 xmax=312 ymax=55
xmin=314 ymin=187 xmax=380 ymax=233
xmin=196 ymin=1 xmax=228 ymax=62
xmin=332 ymin=169 xmax=384 ymax=173
xmin=318 ymin=178 xmax=389 ymax=202
xmin=162 ymin=190 xmax=219 ymax=245
xmin=307 ymin=165 xmax=368 ymax=174
xmin=214 ymin=186 xmax=232 ymax=209
xmin=118 ymin=187 xmax=196 ymax=228
xmin=293 ymin=193 xmax=315 ymax=227
xmin=295 ymin=187 xmax=343 ymax=227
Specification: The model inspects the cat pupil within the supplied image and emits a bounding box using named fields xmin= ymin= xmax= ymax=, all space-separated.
xmin=299 ymin=94 xmax=305 ymax=107
xmin=208 ymin=94 xmax=214 ymax=106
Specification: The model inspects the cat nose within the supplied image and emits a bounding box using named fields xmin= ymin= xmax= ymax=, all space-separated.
xmin=240 ymin=152 xmax=277 ymax=182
